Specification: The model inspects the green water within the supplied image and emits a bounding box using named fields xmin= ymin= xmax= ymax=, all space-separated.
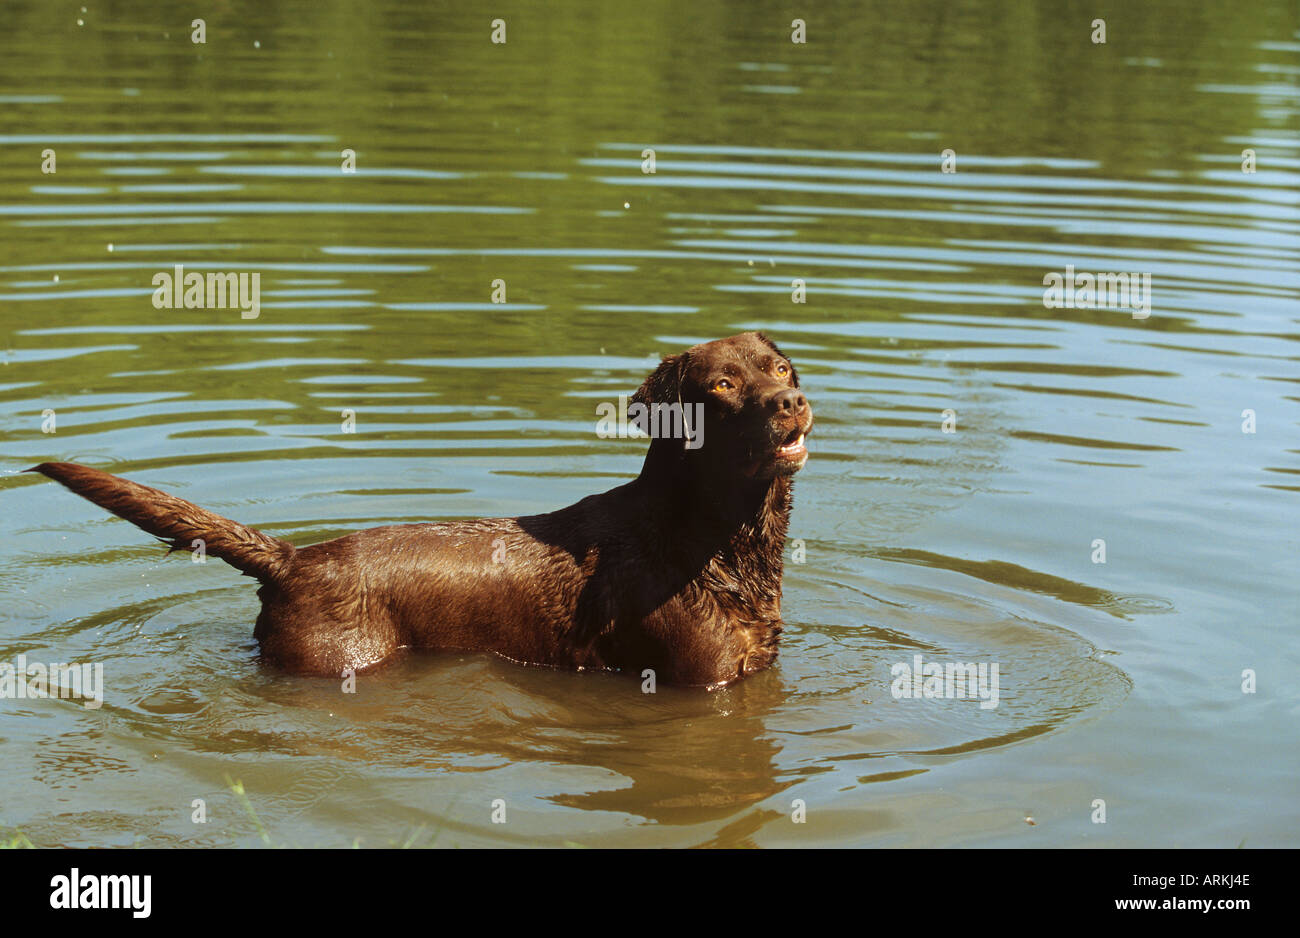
xmin=1 ymin=0 xmax=1297 ymax=847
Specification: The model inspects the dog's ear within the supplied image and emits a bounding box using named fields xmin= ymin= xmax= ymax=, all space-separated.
xmin=755 ymin=332 xmax=799 ymax=387
xmin=631 ymin=353 xmax=686 ymax=407
xmin=630 ymin=352 xmax=688 ymax=436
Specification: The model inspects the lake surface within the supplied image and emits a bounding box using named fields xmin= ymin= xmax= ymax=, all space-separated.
xmin=1 ymin=0 xmax=1297 ymax=848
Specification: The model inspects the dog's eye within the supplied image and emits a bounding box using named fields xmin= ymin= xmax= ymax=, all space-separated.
xmin=713 ymin=378 xmax=734 ymax=391
xmin=776 ymin=363 xmax=789 ymax=377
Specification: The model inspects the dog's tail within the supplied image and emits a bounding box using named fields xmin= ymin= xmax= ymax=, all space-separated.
xmin=27 ymin=461 xmax=294 ymax=584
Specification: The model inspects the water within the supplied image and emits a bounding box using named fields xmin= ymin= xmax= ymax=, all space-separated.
xmin=1 ymin=0 xmax=1297 ymax=847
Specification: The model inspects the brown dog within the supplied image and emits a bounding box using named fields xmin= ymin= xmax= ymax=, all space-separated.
xmin=30 ymin=332 xmax=812 ymax=688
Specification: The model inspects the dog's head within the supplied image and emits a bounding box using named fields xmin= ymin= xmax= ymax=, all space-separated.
xmin=631 ymin=332 xmax=812 ymax=479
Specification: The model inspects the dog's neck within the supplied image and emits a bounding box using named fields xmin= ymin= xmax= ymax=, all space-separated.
xmin=634 ymin=443 xmax=792 ymax=599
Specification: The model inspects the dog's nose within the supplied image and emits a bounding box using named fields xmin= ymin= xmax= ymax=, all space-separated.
xmin=769 ymin=388 xmax=808 ymax=417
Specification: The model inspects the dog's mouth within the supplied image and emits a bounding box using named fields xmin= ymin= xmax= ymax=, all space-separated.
xmin=774 ymin=426 xmax=808 ymax=460
xmin=741 ymin=419 xmax=812 ymax=478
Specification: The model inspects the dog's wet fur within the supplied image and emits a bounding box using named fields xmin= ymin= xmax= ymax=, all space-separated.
xmin=30 ymin=332 xmax=812 ymax=688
